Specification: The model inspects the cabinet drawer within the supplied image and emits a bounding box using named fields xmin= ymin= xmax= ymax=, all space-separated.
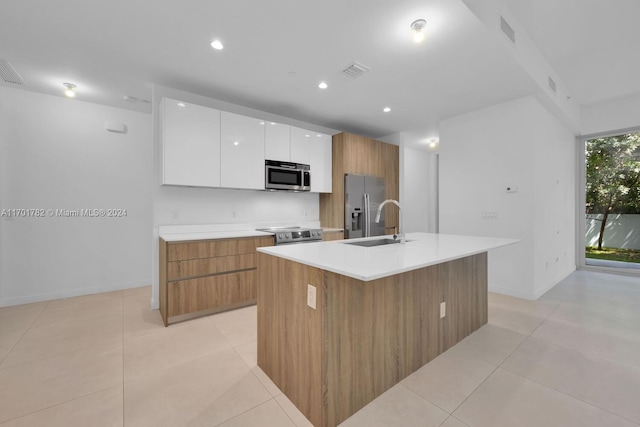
xmin=168 ymin=270 xmax=257 ymax=317
xmin=167 ymin=236 xmax=273 ymax=261
xmin=167 ymin=253 xmax=256 ymax=281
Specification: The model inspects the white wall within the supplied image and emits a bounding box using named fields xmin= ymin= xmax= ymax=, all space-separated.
xmin=403 ymin=148 xmax=436 ymax=233
xmin=439 ymin=96 xmax=575 ymax=299
xmin=0 ymin=87 xmax=153 ymax=306
xmin=0 ymin=84 xmax=338 ymax=308
xmin=532 ymin=101 xmax=576 ymax=293
xmin=581 ymin=93 xmax=640 ymax=135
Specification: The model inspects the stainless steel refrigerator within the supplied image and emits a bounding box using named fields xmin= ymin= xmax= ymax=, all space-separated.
xmin=344 ymin=174 xmax=386 ymax=239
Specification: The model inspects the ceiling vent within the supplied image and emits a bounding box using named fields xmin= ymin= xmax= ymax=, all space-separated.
xmin=0 ymin=59 xmax=26 ymax=86
xmin=342 ymin=62 xmax=371 ymax=79
xmin=500 ymin=16 xmax=516 ymax=44
xmin=548 ymin=76 xmax=557 ymax=93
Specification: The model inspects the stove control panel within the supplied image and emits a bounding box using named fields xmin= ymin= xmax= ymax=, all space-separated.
xmin=257 ymin=227 xmax=323 ymax=245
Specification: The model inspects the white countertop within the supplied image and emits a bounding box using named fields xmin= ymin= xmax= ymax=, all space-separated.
xmin=158 ymin=221 xmax=321 ymax=242
xmin=257 ymin=232 xmax=519 ymax=281
xmin=160 ymin=230 xmax=274 ymax=242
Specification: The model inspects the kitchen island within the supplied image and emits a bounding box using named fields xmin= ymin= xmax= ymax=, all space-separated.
xmin=257 ymin=232 xmax=517 ymax=427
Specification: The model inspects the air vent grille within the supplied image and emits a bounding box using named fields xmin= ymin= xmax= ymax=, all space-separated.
xmin=0 ymin=59 xmax=26 ymax=86
xmin=500 ymin=16 xmax=516 ymax=44
xmin=342 ymin=62 xmax=370 ymax=79
xmin=548 ymin=76 xmax=557 ymax=93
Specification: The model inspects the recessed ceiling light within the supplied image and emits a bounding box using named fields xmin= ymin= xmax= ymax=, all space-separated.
xmin=211 ymin=40 xmax=224 ymax=50
xmin=233 ymin=141 xmax=239 ymax=146
xmin=318 ymin=81 xmax=328 ymax=89
xmin=429 ymin=138 xmax=439 ymax=148
xmin=63 ymin=82 xmax=76 ymax=98
xmin=177 ymin=102 xmax=186 ymax=108
xmin=259 ymin=121 xmax=265 ymax=125
xmin=411 ymin=19 xmax=427 ymax=43
xmin=383 ymin=107 xmax=391 ymax=113
xmin=305 ymin=134 xmax=311 ymax=138
xmin=316 ymin=134 xmax=322 ymax=137
xmin=270 ymin=122 xmax=276 ymax=125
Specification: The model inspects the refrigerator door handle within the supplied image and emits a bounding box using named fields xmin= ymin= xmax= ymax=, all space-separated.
xmin=364 ymin=193 xmax=370 ymax=237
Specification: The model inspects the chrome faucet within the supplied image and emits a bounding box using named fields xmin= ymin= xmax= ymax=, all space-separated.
xmin=375 ymin=199 xmax=405 ymax=244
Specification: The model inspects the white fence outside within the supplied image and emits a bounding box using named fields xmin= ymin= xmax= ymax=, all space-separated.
xmin=586 ymin=214 xmax=640 ymax=250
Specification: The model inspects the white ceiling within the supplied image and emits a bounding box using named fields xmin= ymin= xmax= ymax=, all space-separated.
xmin=503 ymin=0 xmax=640 ymax=107
xmin=1 ymin=0 xmax=638 ymax=150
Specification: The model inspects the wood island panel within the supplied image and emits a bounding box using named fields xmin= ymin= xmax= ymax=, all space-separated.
xmin=323 ymin=267 xmax=441 ymax=425
xmin=258 ymin=252 xmax=487 ymax=427
xmin=257 ymin=254 xmax=324 ymax=426
xmin=439 ymin=252 xmax=488 ymax=352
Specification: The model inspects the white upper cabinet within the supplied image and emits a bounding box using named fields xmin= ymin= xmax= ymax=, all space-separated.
xmin=161 ymin=98 xmax=221 ymax=187
xmin=220 ymin=111 xmax=265 ymax=189
xmin=290 ymin=127 xmax=333 ymax=193
xmin=264 ymin=121 xmax=291 ymax=161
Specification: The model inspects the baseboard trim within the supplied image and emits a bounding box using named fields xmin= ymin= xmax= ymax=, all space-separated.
xmin=489 ymin=265 xmax=577 ymax=301
xmin=0 ymin=280 xmax=150 ymax=307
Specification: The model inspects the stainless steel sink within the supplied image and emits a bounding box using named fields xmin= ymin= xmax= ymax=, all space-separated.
xmin=343 ymin=238 xmax=405 ymax=247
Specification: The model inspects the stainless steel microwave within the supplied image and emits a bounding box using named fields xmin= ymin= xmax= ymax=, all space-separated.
xmin=265 ymin=160 xmax=311 ymax=191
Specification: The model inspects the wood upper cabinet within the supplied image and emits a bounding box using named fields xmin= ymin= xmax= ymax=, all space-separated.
xmin=320 ymin=132 xmax=399 ymax=232
xmin=264 ymin=121 xmax=291 ymax=161
xmin=220 ymin=112 xmax=266 ymax=189
xmin=290 ymin=126 xmax=333 ymax=193
xmin=161 ymin=97 xmax=221 ymax=187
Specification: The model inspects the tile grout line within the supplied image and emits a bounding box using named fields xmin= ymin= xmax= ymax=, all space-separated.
xmin=209 ymin=312 xmax=276 ymax=427
xmin=496 ymin=297 xmax=640 ymax=426
xmin=496 ymin=363 xmax=640 ymax=425
xmin=0 ymin=300 xmax=50 ymax=368
xmin=398 ymin=382 xmax=455 ymax=417
xmin=0 ymin=292 xmax=127 ymax=422
xmin=439 ymin=415 xmax=471 ymax=427
xmin=0 ymin=386 xmax=123 ymax=425
xmin=438 ymin=298 xmax=565 ymax=418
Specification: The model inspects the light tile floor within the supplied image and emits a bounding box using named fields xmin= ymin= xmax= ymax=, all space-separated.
xmin=1 ymin=270 xmax=639 ymax=426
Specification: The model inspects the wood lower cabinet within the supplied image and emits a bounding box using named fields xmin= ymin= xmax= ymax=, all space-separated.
xmin=322 ymin=230 xmax=344 ymax=241
xmin=159 ymin=235 xmax=273 ymax=326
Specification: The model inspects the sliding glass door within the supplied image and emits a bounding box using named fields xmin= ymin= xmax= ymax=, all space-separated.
xmin=578 ymin=129 xmax=640 ymax=273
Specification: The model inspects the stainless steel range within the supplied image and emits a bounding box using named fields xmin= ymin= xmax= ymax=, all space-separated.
xmin=256 ymin=226 xmax=323 ymax=245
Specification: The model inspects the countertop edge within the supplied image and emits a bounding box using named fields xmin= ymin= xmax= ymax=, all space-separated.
xmin=257 ymin=233 xmax=520 ymax=281
xmin=160 ymin=230 xmax=274 ymax=242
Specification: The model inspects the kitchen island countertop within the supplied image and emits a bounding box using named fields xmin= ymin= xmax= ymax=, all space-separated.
xmin=257 ymin=232 xmax=518 ymax=281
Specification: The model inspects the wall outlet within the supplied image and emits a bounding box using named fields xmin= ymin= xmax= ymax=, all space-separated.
xmin=307 ymin=284 xmax=317 ymax=309
xmin=440 ymin=302 xmax=446 ymax=318
xmin=481 ymin=211 xmax=498 ymax=219
xmin=506 ymin=185 xmax=519 ymax=193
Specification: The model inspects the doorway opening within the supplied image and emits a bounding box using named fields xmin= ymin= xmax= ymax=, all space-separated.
xmin=581 ymin=130 xmax=640 ymax=272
